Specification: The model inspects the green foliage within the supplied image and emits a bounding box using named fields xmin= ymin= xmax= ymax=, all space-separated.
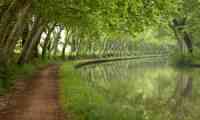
xmin=32 ymin=0 xmax=182 ymax=36
xmin=0 ymin=64 xmax=12 ymax=95
xmin=171 ymin=53 xmax=194 ymax=66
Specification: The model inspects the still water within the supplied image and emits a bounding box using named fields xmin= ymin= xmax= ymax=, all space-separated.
xmin=76 ymin=59 xmax=200 ymax=120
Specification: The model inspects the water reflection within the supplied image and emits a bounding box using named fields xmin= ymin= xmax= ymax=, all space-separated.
xmin=169 ymin=71 xmax=196 ymax=120
xmin=79 ymin=60 xmax=200 ymax=120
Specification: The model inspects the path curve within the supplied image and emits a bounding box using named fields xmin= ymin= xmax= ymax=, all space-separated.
xmin=0 ymin=64 xmax=65 ymax=120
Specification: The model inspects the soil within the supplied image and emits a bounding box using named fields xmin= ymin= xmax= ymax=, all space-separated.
xmin=0 ymin=64 xmax=66 ymax=120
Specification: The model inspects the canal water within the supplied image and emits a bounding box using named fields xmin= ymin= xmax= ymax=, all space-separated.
xmin=66 ymin=59 xmax=200 ymax=120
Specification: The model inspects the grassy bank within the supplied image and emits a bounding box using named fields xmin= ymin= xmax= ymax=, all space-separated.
xmin=170 ymin=53 xmax=200 ymax=67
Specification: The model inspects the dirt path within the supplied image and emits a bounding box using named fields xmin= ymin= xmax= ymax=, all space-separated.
xmin=0 ymin=64 xmax=65 ymax=120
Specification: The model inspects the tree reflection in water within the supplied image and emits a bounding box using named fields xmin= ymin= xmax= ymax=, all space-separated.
xmin=78 ymin=60 xmax=200 ymax=120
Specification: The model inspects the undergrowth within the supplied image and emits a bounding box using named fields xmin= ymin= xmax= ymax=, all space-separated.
xmin=0 ymin=58 xmax=56 ymax=95
xmin=170 ymin=52 xmax=200 ymax=67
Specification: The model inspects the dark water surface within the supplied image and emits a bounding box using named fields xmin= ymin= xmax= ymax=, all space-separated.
xmin=77 ymin=59 xmax=200 ymax=120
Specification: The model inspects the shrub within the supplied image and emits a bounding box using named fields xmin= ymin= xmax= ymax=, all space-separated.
xmin=171 ymin=53 xmax=194 ymax=67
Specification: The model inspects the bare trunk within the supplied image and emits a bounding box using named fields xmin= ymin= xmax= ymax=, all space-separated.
xmin=183 ymin=32 xmax=193 ymax=54
xmin=169 ymin=18 xmax=188 ymax=54
xmin=0 ymin=23 xmax=13 ymax=47
xmin=52 ymin=28 xmax=62 ymax=57
xmin=0 ymin=0 xmax=19 ymax=43
xmin=61 ymin=40 xmax=68 ymax=59
xmin=17 ymin=17 xmax=45 ymax=64
xmin=31 ymin=31 xmax=44 ymax=58
xmin=20 ymin=25 xmax=44 ymax=64
xmin=0 ymin=2 xmax=31 ymax=64
xmin=42 ymin=23 xmax=56 ymax=59
xmin=61 ymin=28 xmax=71 ymax=59
xmin=47 ymin=40 xmax=52 ymax=58
xmin=5 ymin=3 xmax=31 ymax=50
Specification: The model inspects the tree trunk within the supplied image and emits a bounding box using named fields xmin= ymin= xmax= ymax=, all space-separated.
xmin=47 ymin=40 xmax=52 ymax=58
xmin=17 ymin=17 xmax=45 ymax=64
xmin=0 ymin=23 xmax=13 ymax=47
xmin=52 ymin=28 xmax=62 ymax=57
xmin=0 ymin=0 xmax=19 ymax=43
xmin=42 ymin=23 xmax=56 ymax=59
xmin=61 ymin=28 xmax=71 ymax=59
xmin=169 ymin=22 xmax=185 ymax=54
xmin=0 ymin=2 xmax=31 ymax=64
xmin=31 ymin=31 xmax=44 ymax=58
xmin=20 ymin=24 xmax=44 ymax=64
xmin=183 ymin=32 xmax=193 ymax=54
xmin=61 ymin=40 xmax=68 ymax=59
xmin=5 ymin=2 xmax=31 ymax=51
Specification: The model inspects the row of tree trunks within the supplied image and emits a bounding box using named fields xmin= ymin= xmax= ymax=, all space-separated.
xmin=0 ymin=1 xmax=31 ymax=64
xmin=5 ymin=3 xmax=31 ymax=53
xmin=0 ymin=1 xmax=81 ymax=65
xmin=17 ymin=17 xmax=45 ymax=64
